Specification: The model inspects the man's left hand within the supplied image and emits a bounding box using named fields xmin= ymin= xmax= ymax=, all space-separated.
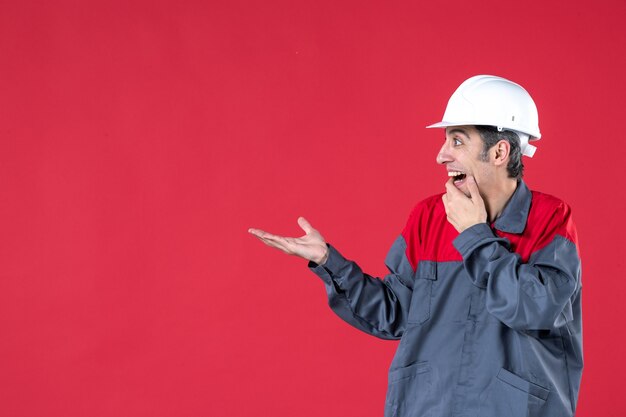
xmin=442 ymin=175 xmax=488 ymax=233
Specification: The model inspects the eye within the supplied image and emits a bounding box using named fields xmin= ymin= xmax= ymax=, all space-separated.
xmin=453 ymin=138 xmax=462 ymax=146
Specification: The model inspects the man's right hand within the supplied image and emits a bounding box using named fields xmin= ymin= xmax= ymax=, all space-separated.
xmin=248 ymin=217 xmax=329 ymax=265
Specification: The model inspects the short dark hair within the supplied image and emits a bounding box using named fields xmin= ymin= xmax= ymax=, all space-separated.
xmin=475 ymin=125 xmax=524 ymax=180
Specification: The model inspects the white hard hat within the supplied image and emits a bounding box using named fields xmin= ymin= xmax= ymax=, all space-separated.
xmin=427 ymin=75 xmax=541 ymax=157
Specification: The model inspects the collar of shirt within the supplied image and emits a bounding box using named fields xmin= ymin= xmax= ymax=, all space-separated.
xmin=491 ymin=180 xmax=531 ymax=234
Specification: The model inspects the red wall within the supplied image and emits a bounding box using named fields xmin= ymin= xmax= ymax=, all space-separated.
xmin=1 ymin=0 xmax=623 ymax=415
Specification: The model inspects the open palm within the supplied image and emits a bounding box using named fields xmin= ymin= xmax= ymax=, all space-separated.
xmin=248 ymin=217 xmax=329 ymax=265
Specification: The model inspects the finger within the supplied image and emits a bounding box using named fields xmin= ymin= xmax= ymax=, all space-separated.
xmin=255 ymin=235 xmax=293 ymax=253
xmin=249 ymin=228 xmax=288 ymax=243
xmin=261 ymin=233 xmax=291 ymax=245
xmin=248 ymin=228 xmax=267 ymax=238
xmin=248 ymin=228 xmax=275 ymax=239
xmin=255 ymin=235 xmax=281 ymax=249
xmin=252 ymin=234 xmax=282 ymax=248
xmin=466 ymin=176 xmax=483 ymax=201
xmin=444 ymin=178 xmax=464 ymax=197
xmin=297 ymin=217 xmax=314 ymax=234
xmin=444 ymin=178 xmax=454 ymax=193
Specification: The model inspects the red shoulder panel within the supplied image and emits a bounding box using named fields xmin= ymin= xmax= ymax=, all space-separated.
xmin=498 ymin=191 xmax=579 ymax=262
xmin=401 ymin=194 xmax=461 ymax=270
xmin=401 ymin=191 xmax=579 ymax=269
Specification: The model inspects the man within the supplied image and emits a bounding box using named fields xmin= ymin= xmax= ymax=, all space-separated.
xmin=249 ymin=75 xmax=583 ymax=417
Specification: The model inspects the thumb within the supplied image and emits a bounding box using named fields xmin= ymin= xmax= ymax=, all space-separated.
xmin=297 ymin=216 xmax=314 ymax=234
xmin=466 ymin=176 xmax=483 ymax=201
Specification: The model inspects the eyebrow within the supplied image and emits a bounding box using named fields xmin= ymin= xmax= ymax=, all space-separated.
xmin=448 ymin=128 xmax=471 ymax=140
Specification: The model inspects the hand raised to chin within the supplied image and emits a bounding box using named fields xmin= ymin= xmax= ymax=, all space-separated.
xmin=441 ymin=176 xmax=488 ymax=233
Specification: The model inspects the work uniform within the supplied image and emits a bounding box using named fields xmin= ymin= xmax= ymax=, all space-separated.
xmin=309 ymin=180 xmax=583 ymax=417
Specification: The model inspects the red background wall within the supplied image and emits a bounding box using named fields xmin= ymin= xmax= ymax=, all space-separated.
xmin=1 ymin=0 xmax=623 ymax=416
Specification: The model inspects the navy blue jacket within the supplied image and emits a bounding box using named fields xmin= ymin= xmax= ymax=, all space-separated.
xmin=309 ymin=181 xmax=583 ymax=417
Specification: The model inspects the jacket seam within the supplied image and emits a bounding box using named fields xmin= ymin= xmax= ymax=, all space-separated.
xmin=559 ymin=321 xmax=575 ymax=414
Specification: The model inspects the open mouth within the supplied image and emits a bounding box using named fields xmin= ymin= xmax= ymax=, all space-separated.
xmin=448 ymin=171 xmax=466 ymax=183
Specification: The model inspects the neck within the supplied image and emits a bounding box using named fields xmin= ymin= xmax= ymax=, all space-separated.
xmin=482 ymin=178 xmax=519 ymax=223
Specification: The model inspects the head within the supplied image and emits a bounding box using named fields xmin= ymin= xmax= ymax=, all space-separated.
xmin=436 ymin=125 xmax=519 ymax=197
xmin=427 ymin=74 xmax=541 ymax=160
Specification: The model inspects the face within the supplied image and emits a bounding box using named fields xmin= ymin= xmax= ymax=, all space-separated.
xmin=436 ymin=126 xmax=495 ymax=197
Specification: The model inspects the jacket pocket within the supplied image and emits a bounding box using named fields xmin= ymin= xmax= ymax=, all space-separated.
xmin=477 ymin=368 xmax=550 ymax=417
xmin=385 ymin=361 xmax=432 ymax=417
xmin=407 ymin=261 xmax=436 ymax=324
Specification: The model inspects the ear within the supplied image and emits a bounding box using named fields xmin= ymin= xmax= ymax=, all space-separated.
xmin=492 ymin=139 xmax=510 ymax=167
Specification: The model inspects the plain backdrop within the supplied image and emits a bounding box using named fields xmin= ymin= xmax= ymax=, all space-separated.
xmin=1 ymin=0 xmax=624 ymax=416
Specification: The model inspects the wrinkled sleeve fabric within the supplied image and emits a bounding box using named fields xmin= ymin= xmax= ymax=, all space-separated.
xmin=308 ymin=235 xmax=415 ymax=340
xmin=453 ymin=204 xmax=581 ymax=331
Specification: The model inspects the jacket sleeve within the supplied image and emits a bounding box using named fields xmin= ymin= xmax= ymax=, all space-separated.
xmin=308 ymin=235 xmax=415 ymax=340
xmin=452 ymin=205 xmax=581 ymax=331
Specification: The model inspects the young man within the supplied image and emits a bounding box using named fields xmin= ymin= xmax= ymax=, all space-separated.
xmin=249 ymin=75 xmax=583 ymax=417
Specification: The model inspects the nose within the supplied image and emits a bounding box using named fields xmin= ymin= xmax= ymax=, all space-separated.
xmin=436 ymin=141 xmax=452 ymax=165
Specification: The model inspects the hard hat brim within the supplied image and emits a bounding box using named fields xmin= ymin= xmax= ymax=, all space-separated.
xmin=426 ymin=121 xmax=471 ymax=129
xmin=425 ymin=121 xmax=541 ymax=140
